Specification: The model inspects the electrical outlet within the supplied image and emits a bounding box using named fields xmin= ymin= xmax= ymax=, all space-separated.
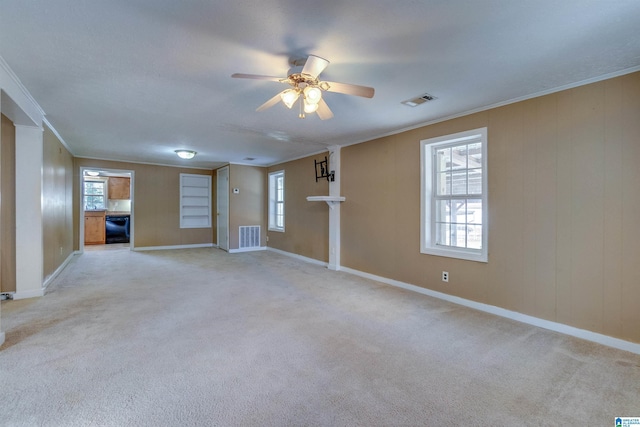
xmin=442 ymin=271 xmax=449 ymax=282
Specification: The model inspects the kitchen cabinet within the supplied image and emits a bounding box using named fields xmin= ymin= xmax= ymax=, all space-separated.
xmin=109 ymin=177 xmax=130 ymax=200
xmin=84 ymin=211 xmax=106 ymax=245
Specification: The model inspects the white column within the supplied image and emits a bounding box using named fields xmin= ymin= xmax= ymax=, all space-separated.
xmin=328 ymin=145 xmax=341 ymax=271
xmin=14 ymin=125 xmax=44 ymax=299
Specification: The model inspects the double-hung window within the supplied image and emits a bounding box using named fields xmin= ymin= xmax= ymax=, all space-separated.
xmin=84 ymin=179 xmax=106 ymax=210
xmin=268 ymin=170 xmax=285 ymax=232
xmin=421 ymin=128 xmax=488 ymax=262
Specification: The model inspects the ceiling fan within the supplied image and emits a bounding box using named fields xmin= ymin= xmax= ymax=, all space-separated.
xmin=232 ymin=55 xmax=374 ymax=120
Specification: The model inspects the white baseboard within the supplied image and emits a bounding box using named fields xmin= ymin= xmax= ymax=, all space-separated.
xmin=228 ymin=246 xmax=267 ymax=254
xmin=0 ymin=331 xmax=5 ymax=348
xmin=261 ymin=247 xmax=640 ymax=355
xmin=12 ymin=288 xmax=45 ymax=300
xmin=340 ymin=266 xmax=640 ymax=355
xmin=43 ymin=251 xmax=77 ymax=290
xmin=133 ymin=243 xmax=214 ymax=252
xmin=266 ymin=247 xmax=328 ymax=267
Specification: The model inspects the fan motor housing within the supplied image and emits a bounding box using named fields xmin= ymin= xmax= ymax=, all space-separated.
xmin=287 ymin=73 xmax=318 ymax=86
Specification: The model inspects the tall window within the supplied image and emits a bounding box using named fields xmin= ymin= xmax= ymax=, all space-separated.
xmin=421 ymin=128 xmax=487 ymax=262
xmin=268 ymin=171 xmax=285 ymax=232
xmin=84 ymin=180 xmax=106 ymax=210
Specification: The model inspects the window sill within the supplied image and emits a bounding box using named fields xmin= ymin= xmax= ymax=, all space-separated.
xmin=421 ymin=246 xmax=487 ymax=263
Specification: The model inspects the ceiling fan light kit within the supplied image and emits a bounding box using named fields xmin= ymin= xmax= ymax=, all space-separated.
xmin=232 ymin=54 xmax=374 ymax=120
xmin=303 ymin=101 xmax=319 ymax=114
xmin=281 ymin=89 xmax=300 ymax=109
xmin=303 ymin=86 xmax=322 ymax=104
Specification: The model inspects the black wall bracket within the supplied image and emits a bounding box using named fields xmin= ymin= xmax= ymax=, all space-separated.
xmin=315 ymin=156 xmax=335 ymax=182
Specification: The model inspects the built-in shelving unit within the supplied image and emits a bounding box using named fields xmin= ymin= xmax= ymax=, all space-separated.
xmin=180 ymin=174 xmax=212 ymax=228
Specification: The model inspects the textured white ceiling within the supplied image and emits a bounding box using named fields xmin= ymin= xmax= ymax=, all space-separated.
xmin=1 ymin=0 xmax=639 ymax=168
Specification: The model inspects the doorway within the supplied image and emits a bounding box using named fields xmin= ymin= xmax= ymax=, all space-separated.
xmin=217 ymin=166 xmax=229 ymax=251
xmin=80 ymin=167 xmax=134 ymax=252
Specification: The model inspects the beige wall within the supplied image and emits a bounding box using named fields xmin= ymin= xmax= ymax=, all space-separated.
xmin=42 ymin=124 xmax=74 ymax=282
xmin=267 ymin=154 xmax=330 ymax=262
xmin=1 ymin=114 xmax=16 ymax=293
xmin=228 ymin=164 xmax=266 ymax=250
xmin=340 ymin=71 xmax=640 ymax=344
xmin=73 ymin=158 xmax=214 ymax=249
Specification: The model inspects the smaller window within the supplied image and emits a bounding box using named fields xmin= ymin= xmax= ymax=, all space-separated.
xmin=268 ymin=171 xmax=285 ymax=232
xmin=84 ymin=179 xmax=106 ymax=210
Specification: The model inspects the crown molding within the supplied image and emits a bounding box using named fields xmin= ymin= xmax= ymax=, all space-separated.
xmin=265 ymin=147 xmax=329 ymax=168
xmin=0 ymin=54 xmax=45 ymax=119
xmin=43 ymin=117 xmax=74 ymax=155
xmin=74 ymin=155 xmax=215 ymax=171
xmin=340 ymin=65 xmax=640 ymax=150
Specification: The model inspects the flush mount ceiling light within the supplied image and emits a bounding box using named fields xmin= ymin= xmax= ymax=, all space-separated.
xmin=175 ymin=150 xmax=197 ymax=160
xmin=84 ymin=170 xmax=100 ymax=176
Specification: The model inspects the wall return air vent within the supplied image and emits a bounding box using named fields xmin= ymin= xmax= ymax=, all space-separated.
xmin=401 ymin=93 xmax=437 ymax=107
xmin=239 ymin=225 xmax=261 ymax=249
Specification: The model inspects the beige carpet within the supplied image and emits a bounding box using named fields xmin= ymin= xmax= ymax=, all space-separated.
xmin=1 ymin=248 xmax=638 ymax=426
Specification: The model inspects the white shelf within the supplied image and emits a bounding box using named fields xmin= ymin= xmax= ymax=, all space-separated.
xmin=306 ymin=196 xmax=345 ymax=209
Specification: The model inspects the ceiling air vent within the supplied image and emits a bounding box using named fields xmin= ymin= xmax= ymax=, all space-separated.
xmin=401 ymin=93 xmax=437 ymax=107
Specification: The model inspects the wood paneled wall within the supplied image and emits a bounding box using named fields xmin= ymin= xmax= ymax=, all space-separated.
xmin=0 ymin=114 xmax=16 ymax=293
xmin=267 ymin=155 xmax=330 ymax=262
xmin=228 ymin=164 xmax=266 ymax=250
xmin=42 ymin=124 xmax=74 ymax=282
xmin=338 ymin=71 xmax=640 ymax=344
xmin=264 ymin=71 xmax=640 ymax=345
xmin=73 ymin=158 xmax=214 ymax=249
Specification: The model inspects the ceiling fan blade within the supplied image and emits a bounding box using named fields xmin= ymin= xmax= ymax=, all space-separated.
xmin=316 ymin=99 xmax=334 ymax=120
xmin=323 ymin=81 xmax=375 ymax=98
xmin=232 ymin=73 xmax=285 ymax=82
xmin=301 ymin=55 xmax=330 ymax=79
xmin=256 ymin=92 xmax=284 ymax=112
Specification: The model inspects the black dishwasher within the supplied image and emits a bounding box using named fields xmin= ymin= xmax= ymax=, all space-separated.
xmin=105 ymin=215 xmax=130 ymax=244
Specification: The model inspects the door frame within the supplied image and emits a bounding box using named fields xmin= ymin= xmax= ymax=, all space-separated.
xmin=79 ymin=166 xmax=134 ymax=252
xmin=216 ymin=166 xmax=229 ymax=251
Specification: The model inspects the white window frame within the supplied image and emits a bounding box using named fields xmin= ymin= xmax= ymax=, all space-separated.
xmin=83 ymin=178 xmax=107 ymax=210
xmin=268 ymin=170 xmax=285 ymax=232
xmin=179 ymin=173 xmax=212 ymax=229
xmin=420 ymin=127 xmax=488 ymax=262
